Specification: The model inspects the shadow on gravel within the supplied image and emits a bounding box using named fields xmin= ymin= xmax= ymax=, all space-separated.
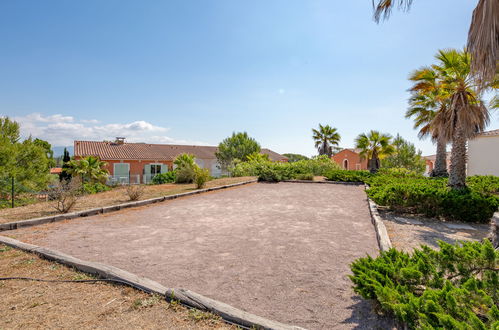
xmin=341 ymin=296 xmax=398 ymax=330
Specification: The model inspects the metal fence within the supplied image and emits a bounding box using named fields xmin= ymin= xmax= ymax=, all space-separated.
xmin=106 ymin=174 xmax=157 ymax=185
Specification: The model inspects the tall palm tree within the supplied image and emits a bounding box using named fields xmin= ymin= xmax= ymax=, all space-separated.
xmin=406 ymin=66 xmax=449 ymax=177
xmin=373 ymin=0 xmax=498 ymax=86
xmin=355 ymin=130 xmax=395 ymax=173
xmin=431 ymin=49 xmax=490 ymax=189
xmin=312 ymin=124 xmax=341 ymax=157
xmin=66 ymin=156 xmax=109 ymax=183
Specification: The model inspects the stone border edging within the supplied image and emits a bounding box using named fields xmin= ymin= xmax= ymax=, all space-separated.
xmin=0 ymin=235 xmax=303 ymax=330
xmin=364 ymin=184 xmax=392 ymax=252
xmin=0 ymin=180 xmax=257 ymax=232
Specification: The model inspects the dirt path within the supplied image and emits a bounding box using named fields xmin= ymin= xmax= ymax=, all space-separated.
xmin=6 ymin=182 xmax=392 ymax=329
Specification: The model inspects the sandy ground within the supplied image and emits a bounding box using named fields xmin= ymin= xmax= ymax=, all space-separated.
xmin=380 ymin=210 xmax=490 ymax=252
xmin=0 ymin=244 xmax=232 ymax=329
xmin=5 ymin=182 xmax=393 ymax=329
xmin=0 ymin=177 xmax=254 ymax=223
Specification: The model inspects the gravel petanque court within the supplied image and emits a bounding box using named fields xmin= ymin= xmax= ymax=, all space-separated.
xmin=6 ymin=182 xmax=390 ymax=329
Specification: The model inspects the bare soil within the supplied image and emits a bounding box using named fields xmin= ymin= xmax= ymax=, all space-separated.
xmin=0 ymin=177 xmax=254 ymax=224
xmin=0 ymin=244 xmax=232 ymax=329
xmin=5 ymin=182 xmax=395 ymax=329
xmin=379 ymin=210 xmax=490 ymax=252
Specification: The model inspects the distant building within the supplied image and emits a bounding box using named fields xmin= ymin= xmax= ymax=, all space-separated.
xmin=74 ymin=138 xmax=288 ymax=184
xmin=423 ymin=152 xmax=451 ymax=176
xmin=467 ymin=129 xmax=499 ymax=176
xmin=331 ymin=148 xmax=368 ymax=170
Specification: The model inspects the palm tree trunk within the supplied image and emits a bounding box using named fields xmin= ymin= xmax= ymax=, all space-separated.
xmin=431 ymin=137 xmax=448 ymax=177
xmin=448 ymin=124 xmax=467 ymax=189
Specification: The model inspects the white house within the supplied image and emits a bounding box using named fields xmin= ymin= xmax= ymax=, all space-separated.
xmin=467 ymin=129 xmax=499 ymax=176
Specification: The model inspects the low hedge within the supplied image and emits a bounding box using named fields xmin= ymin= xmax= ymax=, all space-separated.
xmin=152 ymin=172 xmax=176 ymax=184
xmin=82 ymin=182 xmax=110 ymax=194
xmin=350 ymin=240 xmax=499 ymax=329
xmin=366 ymin=177 xmax=498 ymax=223
xmin=230 ymin=156 xmax=340 ymax=182
xmin=324 ymin=170 xmax=372 ymax=182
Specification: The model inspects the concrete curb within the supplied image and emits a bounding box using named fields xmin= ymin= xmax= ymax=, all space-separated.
xmin=0 ymin=180 xmax=257 ymax=232
xmin=282 ymin=180 xmax=364 ymax=185
xmin=364 ymin=184 xmax=392 ymax=252
xmin=0 ymin=235 xmax=303 ymax=330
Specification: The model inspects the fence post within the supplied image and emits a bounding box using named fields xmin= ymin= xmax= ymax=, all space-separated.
xmin=11 ymin=177 xmax=14 ymax=208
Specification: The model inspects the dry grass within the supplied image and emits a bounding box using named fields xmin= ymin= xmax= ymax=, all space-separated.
xmin=0 ymin=177 xmax=255 ymax=224
xmin=0 ymin=244 xmax=233 ymax=329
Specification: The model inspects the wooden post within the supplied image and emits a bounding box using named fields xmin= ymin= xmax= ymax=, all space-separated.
xmin=11 ymin=177 xmax=14 ymax=208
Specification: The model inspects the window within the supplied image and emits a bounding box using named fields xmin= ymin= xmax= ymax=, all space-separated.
xmin=343 ymin=159 xmax=349 ymax=169
xmin=150 ymin=164 xmax=161 ymax=175
xmin=114 ymin=163 xmax=129 ymax=177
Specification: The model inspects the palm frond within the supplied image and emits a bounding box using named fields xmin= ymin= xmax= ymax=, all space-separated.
xmin=467 ymin=0 xmax=499 ymax=88
xmin=373 ymin=0 xmax=413 ymax=22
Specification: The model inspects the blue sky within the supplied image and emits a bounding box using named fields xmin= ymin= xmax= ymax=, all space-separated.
xmin=1 ymin=0 xmax=496 ymax=156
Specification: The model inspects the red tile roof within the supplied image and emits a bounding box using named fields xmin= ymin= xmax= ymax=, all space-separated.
xmin=74 ymin=141 xmax=288 ymax=162
xmin=50 ymin=168 xmax=62 ymax=174
xmin=478 ymin=129 xmax=499 ymax=137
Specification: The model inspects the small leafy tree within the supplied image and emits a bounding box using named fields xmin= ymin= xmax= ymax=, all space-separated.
xmin=173 ymin=153 xmax=196 ymax=169
xmin=0 ymin=117 xmax=51 ymax=199
xmin=282 ymin=153 xmax=309 ymax=163
xmin=215 ymin=132 xmax=261 ymax=171
xmin=59 ymin=148 xmax=72 ymax=182
xmin=246 ymin=152 xmax=269 ymax=163
xmin=382 ymin=134 xmax=426 ymax=174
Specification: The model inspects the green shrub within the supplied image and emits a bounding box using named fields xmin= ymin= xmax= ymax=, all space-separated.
xmin=194 ymin=167 xmax=210 ymax=189
xmin=295 ymin=173 xmax=314 ymax=180
xmin=230 ymin=156 xmax=340 ymax=181
xmin=324 ymin=170 xmax=372 ymax=183
xmin=175 ymin=166 xmax=197 ymax=184
xmin=290 ymin=155 xmax=341 ymax=176
xmin=152 ymin=172 xmax=176 ymax=184
xmin=366 ymin=176 xmax=498 ymax=223
xmin=467 ymin=175 xmax=499 ymax=196
xmin=377 ymin=167 xmax=424 ymax=178
xmin=350 ymin=240 xmax=499 ymax=329
xmin=256 ymin=162 xmax=294 ymax=182
xmin=82 ymin=182 xmax=110 ymax=194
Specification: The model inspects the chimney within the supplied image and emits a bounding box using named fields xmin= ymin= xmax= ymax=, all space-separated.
xmin=115 ymin=137 xmax=125 ymax=145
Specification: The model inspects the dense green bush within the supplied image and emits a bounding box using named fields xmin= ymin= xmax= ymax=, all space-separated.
xmin=230 ymin=156 xmax=340 ymax=182
xmin=350 ymin=240 xmax=499 ymax=329
xmin=194 ymin=167 xmax=210 ymax=188
xmin=152 ymin=172 xmax=176 ymax=184
xmin=366 ymin=176 xmax=498 ymax=223
xmin=295 ymin=173 xmax=314 ymax=180
xmin=467 ymin=175 xmax=499 ymax=196
xmin=175 ymin=166 xmax=196 ymax=184
xmin=82 ymin=182 xmax=110 ymax=194
xmin=324 ymin=170 xmax=372 ymax=182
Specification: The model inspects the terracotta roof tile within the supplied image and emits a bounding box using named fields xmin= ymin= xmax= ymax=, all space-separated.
xmin=74 ymin=141 xmax=287 ymax=162
xmin=478 ymin=129 xmax=499 ymax=137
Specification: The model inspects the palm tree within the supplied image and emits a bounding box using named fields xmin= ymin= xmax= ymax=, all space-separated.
xmin=406 ymin=66 xmax=449 ymax=177
xmin=373 ymin=0 xmax=498 ymax=86
xmin=355 ymin=130 xmax=395 ymax=173
xmin=66 ymin=156 xmax=109 ymax=183
xmin=312 ymin=124 xmax=341 ymax=157
xmin=430 ymin=49 xmax=490 ymax=189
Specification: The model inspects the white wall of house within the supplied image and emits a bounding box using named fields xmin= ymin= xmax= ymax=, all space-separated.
xmin=468 ymin=135 xmax=499 ymax=176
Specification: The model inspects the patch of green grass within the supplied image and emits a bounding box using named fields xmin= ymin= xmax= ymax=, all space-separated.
xmin=188 ymin=309 xmax=221 ymax=322
xmin=132 ymin=294 xmax=162 ymax=309
xmin=0 ymin=245 xmax=12 ymax=253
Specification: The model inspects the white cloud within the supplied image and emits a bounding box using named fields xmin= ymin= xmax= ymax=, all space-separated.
xmin=11 ymin=113 xmax=209 ymax=146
